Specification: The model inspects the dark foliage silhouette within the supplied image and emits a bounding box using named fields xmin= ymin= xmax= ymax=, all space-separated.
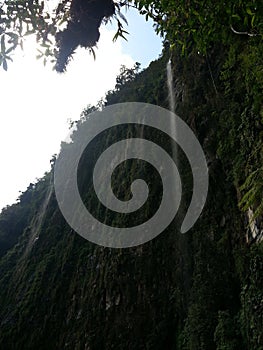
xmin=55 ymin=0 xmax=115 ymax=72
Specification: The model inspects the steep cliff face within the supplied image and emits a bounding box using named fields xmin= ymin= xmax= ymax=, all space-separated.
xmin=0 ymin=42 xmax=262 ymax=350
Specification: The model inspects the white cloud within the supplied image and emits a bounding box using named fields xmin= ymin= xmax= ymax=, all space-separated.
xmin=0 ymin=28 xmax=134 ymax=210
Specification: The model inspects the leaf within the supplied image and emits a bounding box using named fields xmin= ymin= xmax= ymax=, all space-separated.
xmin=251 ymin=15 xmax=256 ymax=27
xmin=121 ymin=30 xmax=129 ymax=35
xmin=138 ymin=2 xmax=143 ymax=11
xmin=89 ymin=47 xmax=96 ymax=60
xmin=5 ymin=55 xmax=13 ymax=62
xmin=6 ymin=46 xmax=15 ymax=54
xmin=246 ymin=8 xmax=254 ymax=16
xmin=119 ymin=32 xmax=128 ymax=41
xmin=118 ymin=11 xmax=128 ymax=25
xmin=1 ymin=35 xmax=5 ymax=53
xmin=3 ymin=58 xmax=7 ymax=71
xmin=232 ymin=14 xmax=241 ymax=20
xmin=112 ymin=32 xmax=118 ymax=42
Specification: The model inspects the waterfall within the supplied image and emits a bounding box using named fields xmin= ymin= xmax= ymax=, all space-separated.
xmin=167 ymin=59 xmax=193 ymax=300
xmin=13 ymin=174 xmax=54 ymax=282
xmin=166 ymin=59 xmax=178 ymax=163
xmin=25 ymin=175 xmax=54 ymax=254
xmin=166 ymin=58 xmax=180 ymax=224
xmin=167 ymin=59 xmax=176 ymax=114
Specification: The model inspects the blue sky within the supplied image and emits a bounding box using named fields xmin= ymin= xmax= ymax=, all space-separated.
xmin=0 ymin=7 xmax=163 ymax=211
xmin=107 ymin=7 xmax=163 ymax=68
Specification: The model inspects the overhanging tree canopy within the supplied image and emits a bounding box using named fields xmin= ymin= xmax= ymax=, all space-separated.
xmin=0 ymin=0 xmax=129 ymax=71
xmin=0 ymin=0 xmax=262 ymax=72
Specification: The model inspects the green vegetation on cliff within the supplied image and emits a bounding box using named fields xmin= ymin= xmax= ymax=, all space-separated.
xmin=0 ymin=1 xmax=262 ymax=349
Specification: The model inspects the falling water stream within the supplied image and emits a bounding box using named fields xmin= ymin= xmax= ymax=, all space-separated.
xmin=167 ymin=58 xmax=192 ymax=297
xmin=166 ymin=58 xmax=181 ymax=225
xmin=167 ymin=59 xmax=176 ymax=113
xmin=25 ymin=175 xmax=54 ymax=254
xmin=167 ymin=57 xmax=182 ymax=219
xmin=166 ymin=59 xmax=178 ymax=162
xmin=13 ymin=174 xmax=54 ymax=282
